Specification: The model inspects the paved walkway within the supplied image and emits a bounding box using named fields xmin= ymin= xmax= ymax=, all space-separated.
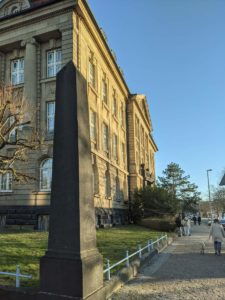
xmin=111 ymin=222 xmax=225 ymax=300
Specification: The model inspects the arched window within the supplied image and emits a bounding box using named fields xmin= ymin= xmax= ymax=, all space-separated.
xmin=40 ymin=158 xmax=52 ymax=191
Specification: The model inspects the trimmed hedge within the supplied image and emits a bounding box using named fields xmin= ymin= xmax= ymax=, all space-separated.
xmin=138 ymin=217 xmax=176 ymax=232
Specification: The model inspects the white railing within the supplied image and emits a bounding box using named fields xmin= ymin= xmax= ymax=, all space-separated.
xmin=0 ymin=265 xmax=32 ymax=288
xmin=103 ymin=234 xmax=168 ymax=280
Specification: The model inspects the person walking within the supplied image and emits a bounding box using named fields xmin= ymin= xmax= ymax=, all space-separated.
xmin=198 ymin=216 xmax=201 ymax=225
xmin=187 ymin=217 xmax=191 ymax=236
xmin=183 ymin=217 xmax=188 ymax=236
xmin=209 ymin=219 xmax=225 ymax=255
xmin=193 ymin=216 xmax=197 ymax=225
xmin=175 ymin=215 xmax=182 ymax=237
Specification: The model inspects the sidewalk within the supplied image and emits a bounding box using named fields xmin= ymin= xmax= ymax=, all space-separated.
xmin=111 ymin=222 xmax=225 ymax=300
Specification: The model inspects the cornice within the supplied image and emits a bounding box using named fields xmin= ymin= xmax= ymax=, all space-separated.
xmin=0 ymin=0 xmax=75 ymax=34
xmin=76 ymin=0 xmax=130 ymax=99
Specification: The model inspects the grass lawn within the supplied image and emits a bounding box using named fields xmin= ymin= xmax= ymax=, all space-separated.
xmin=0 ymin=225 xmax=164 ymax=287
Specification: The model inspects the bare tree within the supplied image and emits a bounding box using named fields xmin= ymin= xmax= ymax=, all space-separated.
xmin=0 ymin=84 xmax=40 ymax=182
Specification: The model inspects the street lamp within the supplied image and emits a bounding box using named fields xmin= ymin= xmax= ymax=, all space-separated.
xmin=207 ymin=169 xmax=213 ymax=221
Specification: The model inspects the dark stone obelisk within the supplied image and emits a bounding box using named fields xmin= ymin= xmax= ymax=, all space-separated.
xmin=40 ymin=61 xmax=103 ymax=299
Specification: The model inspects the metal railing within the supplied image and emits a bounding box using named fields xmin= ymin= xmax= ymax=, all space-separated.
xmin=103 ymin=234 xmax=168 ymax=280
xmin=0 ymin=265 xmax=32 ymax=288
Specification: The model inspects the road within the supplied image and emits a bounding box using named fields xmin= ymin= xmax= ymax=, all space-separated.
xmin=111 ymin=221 xmax=225 ymax=300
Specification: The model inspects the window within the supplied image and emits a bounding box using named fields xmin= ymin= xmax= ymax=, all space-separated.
xmin=0 ymin=173 xmax=12 ymax=192
xmin=120 ymin=103 xmax=125 ymax=127
xmin=104 ymin=170 xmax=111 ymax=197
xmin=40 ymin=158 xmax=52 ymax=191
xmin=102 ymin=79 xmax=108 ymax=104
xmin=112 ymin=93 xmax=117 ymax=117
xmin=88 ymin=59 xmax=96 ymax=88
xmin=46 ymin=102 xmax=55 ymax=134
xmin=90 ymin=110 xmax=97 ymax=141
xmin=92 ymin=164 xmax=99 ymax=195
xmin=115 ymin=176 xmax=120 ymax=201
xmin=102 ymin=123 xmax=109 ymax=152
xmin=9 ymin=116 xmax=17 ymax=142
xmin=112 ymin=134 xmax=118 ymax=160
xmin=47 ymin=49 xmax=61 ymax=78
xmin=11 ymin=58 xmax=24 ymax=85
xmin=135 ymin=117 xmax=139 ymax=139
xmin=121 ymin=142 xmax=125 ymax=163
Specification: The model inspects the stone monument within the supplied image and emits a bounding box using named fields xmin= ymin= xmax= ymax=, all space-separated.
xmin=39 ymin=61 xmax=103 ymax=299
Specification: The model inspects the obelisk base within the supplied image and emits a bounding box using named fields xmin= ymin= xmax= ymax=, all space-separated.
xmin=40 ymin=249 xmax=103 ymax=300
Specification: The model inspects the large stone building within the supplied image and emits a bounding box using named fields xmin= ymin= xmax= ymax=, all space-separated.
xmin=0 ymin=0 xmax=157 ymax=229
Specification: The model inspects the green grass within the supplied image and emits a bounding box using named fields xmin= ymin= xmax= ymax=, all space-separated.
xmin=0 ymin=225 xmax=163 ymax=287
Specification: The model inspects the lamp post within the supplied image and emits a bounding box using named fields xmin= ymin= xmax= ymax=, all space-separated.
xmin=207 ymin=169 xmax=213 ymax=221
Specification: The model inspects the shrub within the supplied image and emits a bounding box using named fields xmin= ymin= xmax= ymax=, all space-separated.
xmin=138 ymin=217 xmax=176 ymax=232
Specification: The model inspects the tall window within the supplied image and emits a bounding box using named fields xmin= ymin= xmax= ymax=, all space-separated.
xmin=112 ymin=93 xmax=117 ymax=117
xmin=0 ymin=173 xmax=12 ymax=192
xmin=112 ymin=134 xmax=118 ymax=160
xmin=101 ymin=79 xmax=108 ymax=104
xmin=135 ymin=117 xmax=139 ymax=139
xmin=120 ymin=103 xmax=125 ymax=127
xmin=88 ymin=59 xmax=96 ymax=88
xmin=11 ymin=58 xmax=24 ymax=85
xmin=47 ymin=49 xmax=61 ymax=78
xmin=104 ymin=170 xmax=111 ymax=197
xmin=40 ymin=158 xmax=52 ymax=191
xmin=102 ymin=123 xmax=109 ymax=152
xmin=90 ymin=110 xmax=97 ymax=141
xmin=92 ymin=164 xmax=99 ymax=195
xmin=9 ymin=116 xmax=17 ymax=141
xmin=115 ymin=176 xmax=120 ymax=201
xmin=46 ymin=102 xmax=55 ymax=134
xmin=121 ymin=142 xmax=125 ymax=163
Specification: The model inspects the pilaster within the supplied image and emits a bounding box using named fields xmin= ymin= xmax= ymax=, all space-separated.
xmin=21 ymin=37 xmax=38 ymax=107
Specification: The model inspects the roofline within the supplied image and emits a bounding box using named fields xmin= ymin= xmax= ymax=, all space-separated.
xmin=79 ymin=0 xmax=130 ymax=95
xmin=0 ymin=0 xmax=67 ymax=21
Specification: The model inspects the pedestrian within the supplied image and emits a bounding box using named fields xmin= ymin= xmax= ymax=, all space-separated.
xmin=187 ymin=217 xmax=191 ymax=236
xmin=198 ymin=216 xmax=201 ymax=225
xmin=183 ymin=217 xmax=189 ymax=236
xmin=209 ymin=219 xmax=225 ymax=256
xmin=193 ymin=215 xmax=197 ymax=225
xmin=175 ymin=214 xmax=182 ymax=237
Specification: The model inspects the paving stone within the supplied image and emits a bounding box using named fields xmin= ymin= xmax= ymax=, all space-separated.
xmin=111 ymin=222 xmax=225 ymax=300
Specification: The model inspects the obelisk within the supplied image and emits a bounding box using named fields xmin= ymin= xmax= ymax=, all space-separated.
xmin=40 ymin=61 xmax=103 ymax=299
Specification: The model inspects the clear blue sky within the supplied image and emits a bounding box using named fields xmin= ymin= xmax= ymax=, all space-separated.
xmin=87 ymin=0 xmax=225 ymax=199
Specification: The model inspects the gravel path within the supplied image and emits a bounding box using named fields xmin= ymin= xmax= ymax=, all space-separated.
xmin=111 ymin=222 xmax=225 ymax=300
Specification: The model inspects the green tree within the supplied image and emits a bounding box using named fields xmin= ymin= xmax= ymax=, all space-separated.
xmin=131 ymin=186 xmax=179 ymax=222
xmin=158 ymin=162 xmax=190 ymax=199
xmin=212 ymin=187 xmax=225 ymax=215
xmin=158 ymin=162 xmax=201 ymax=214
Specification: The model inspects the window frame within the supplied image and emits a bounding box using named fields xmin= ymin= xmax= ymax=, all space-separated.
xmin=90 ymin=110 xmax=97 ymax=142
xmin=88 ymin=59 xmax=96 ymax=89
xmin=40 ymin=158 xmax=53 ymax=192
xmin=102 ymin=123 xmax=109 ymax=152
xmin=46 ymin=101 xmax=55 ymax=134
xmin=47 ymin=49 xmax=62 ymax=78
xmin=11 ymin=58 xmax=24 ymax=86
xmin=0 ymin=172 xmax=12 ymax=192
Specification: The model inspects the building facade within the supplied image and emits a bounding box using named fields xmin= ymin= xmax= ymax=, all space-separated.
xmin=0 ymin=0 xmax=157 ymax=229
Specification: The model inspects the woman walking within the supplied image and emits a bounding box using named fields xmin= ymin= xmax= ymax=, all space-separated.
xmin=209 ymin=219 xmax=225 ymax=255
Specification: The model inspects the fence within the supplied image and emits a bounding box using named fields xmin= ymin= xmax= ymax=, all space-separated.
xmin=0 ymin=265 xmax=32 ymax=288
xmin=103 ymin=234 xmax=168 ymax=280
